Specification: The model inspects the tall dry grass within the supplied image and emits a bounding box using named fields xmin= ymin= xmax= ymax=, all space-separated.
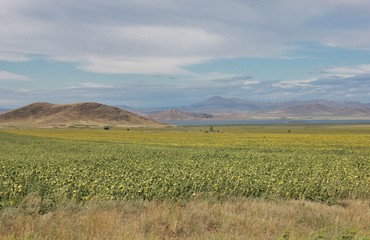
xmin=0 ymin=197 xmax=369 ymax=239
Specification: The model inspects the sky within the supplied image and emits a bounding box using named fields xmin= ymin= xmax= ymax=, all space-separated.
xmin=1 ymin=0 xmax=370 ymax=108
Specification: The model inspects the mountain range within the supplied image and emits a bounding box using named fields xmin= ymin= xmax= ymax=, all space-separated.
xmin=1 ymin=97 xmax=370 ymax=127
xmin=138 ymin=96 xmax=370 ymax=120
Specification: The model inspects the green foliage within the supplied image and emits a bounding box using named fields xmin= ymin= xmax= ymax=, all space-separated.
xmin=0 ymin=126 xmax=369 ymax=211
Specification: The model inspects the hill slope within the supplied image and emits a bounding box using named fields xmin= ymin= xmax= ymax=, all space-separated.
xmin=0 ymin=102 xmax=164 ymax=128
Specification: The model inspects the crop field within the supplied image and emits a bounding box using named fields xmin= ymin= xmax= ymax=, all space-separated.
xmin=0 ymin=125 xmax=369 ymax=209
xmin=0 ymin=125 xmax=369 ymax=239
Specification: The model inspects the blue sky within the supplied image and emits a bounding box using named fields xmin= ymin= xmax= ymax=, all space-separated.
xmin=1 ymin=0 xmax=370 ymax=108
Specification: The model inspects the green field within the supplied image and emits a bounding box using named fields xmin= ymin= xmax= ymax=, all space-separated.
xmin=0 ymin=125 xmax=369 ymax=239
xmin=1 ymin=125 xmax=369 ymax=209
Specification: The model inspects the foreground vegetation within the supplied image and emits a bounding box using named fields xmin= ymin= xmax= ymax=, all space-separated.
xmin=0 ymin=125 xmax=369 ymax=239
xmin=1 ymin=198 xmax=369 ymax=239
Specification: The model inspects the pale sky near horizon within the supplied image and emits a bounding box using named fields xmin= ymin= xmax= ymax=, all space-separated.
xmin=1 ymin=0 xmax=370 ymax=108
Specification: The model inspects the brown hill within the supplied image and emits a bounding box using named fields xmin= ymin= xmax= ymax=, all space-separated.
xmin=0 ymin=102 xmax=165 ymax=128
xmin=149 ymin=109 xmax=214 ymax=120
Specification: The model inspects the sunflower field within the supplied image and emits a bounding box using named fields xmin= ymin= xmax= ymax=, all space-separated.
xmin=0 ymin=125 xmax=369 ymax=210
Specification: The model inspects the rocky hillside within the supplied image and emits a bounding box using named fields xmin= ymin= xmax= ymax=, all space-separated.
xmin=0 ymin=102 xmax=165 ymax=128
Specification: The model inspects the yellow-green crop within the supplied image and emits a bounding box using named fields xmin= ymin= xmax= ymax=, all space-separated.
xmin=0 ymin=125 xmax=369 ymax=210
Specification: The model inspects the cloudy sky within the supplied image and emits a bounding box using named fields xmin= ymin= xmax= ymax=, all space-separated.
xmin=1 ymin=0 xmax=370 ymax=108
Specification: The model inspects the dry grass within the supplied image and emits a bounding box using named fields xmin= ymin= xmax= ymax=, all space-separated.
xmin=0 ymin=198 xmax=369 ymax=240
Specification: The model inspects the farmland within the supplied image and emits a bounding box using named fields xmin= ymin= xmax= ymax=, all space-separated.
xmin=0 ymin=125 xmax=369 ymax=239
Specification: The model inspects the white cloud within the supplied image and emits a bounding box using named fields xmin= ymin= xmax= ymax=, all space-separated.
xmin=205 ymin=73 xmax=252 ymax=83
xmin=0 ymin=71 xmax=30 ymax=81
xmin=77 ymin=56 xmax=207 ymax=74
xmin=272 ymin=78 xmax=317 ymax=89
xmin=242 ymin=80 xmax=260 ymax=89
xmin=105 ymin=25 xmax=225 ymax=54
xmin=243 ymin=81 xmax=260 ymax=85
xmin=322 ymin=64 xmax=370 ymax=78
xmin=76 ymin=82 xmax=114 ymax=89
xmin=1 ymin=0 xmax=370 ymax=74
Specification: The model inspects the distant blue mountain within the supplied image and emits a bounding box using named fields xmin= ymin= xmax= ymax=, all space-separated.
xmin=185 ymin=96 xmax=370 ymax=116
xmin=120 ymin=96 xmax=370 ymax=118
